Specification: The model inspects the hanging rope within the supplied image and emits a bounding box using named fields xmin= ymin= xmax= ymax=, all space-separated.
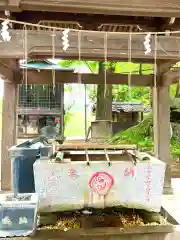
xmin=78 ymin=30 xmax=82 ymax=84
xmin=104 ymin=32 xmax=107 ymax=98
xmin=22 ymin=24 xmax=28 ymax=121
xmin=84 ymin=84 xmax=87 ymax=139
xmin=52 ymin=28 xmax=56 ymax=95
xmin=153 ymin=33 xmax=158 ymax=158
xmin=23 ymin=25 xmax=28 ymax=91
xmin=128 ymin=32 xmax=132 ymax=101
xmin=1 ymin=17 xmax=180 ymax=35
xmin=154 ymin=34 xmax=157 ymax=88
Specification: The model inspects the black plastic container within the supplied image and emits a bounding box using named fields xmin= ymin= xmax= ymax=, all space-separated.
xmin=9 ymin=139 xmax=52 ymax=194
xmin=9 ymin=146 xmax=39 ymax=194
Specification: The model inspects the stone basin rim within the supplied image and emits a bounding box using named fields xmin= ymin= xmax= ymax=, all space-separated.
xmin=3 ymin=223 xmax=174 ymax=239
xmin=34 ymin=224 xmax=174 ymax=236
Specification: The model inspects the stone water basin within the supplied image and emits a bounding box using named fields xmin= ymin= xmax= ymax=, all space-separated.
xmin=33 ymin=152 xmax=166 ymax=213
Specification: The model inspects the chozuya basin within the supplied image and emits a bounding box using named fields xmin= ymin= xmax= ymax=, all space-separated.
xmin=33 ymin=152 xmax=166 ymax=213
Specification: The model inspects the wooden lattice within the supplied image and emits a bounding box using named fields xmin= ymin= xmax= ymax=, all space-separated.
xmin=25 ymin=21 xmax=82 ymax=31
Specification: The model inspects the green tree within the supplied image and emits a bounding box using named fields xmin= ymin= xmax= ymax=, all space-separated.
xmin=58 ymin=60 xmax=113 ymax=121
xmin=59 ymin=60 xmax=153 ymax=117
xmin=96 ymin=62 xmax=113 ymax=121
xmin=86 ymin=61 xmax=153 ymax=106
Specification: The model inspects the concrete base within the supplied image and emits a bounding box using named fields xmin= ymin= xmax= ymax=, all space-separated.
xmin=163 ymin=186 xmax=174 ymax=195
xmin=91 ymin=120 xmax=112 ymax=142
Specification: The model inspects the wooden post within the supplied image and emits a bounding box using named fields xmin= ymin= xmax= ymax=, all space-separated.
xmin=0 ymin=82 xmax=17 ymax=191
xmin=152 ymin=82 xmax=173 ymax=194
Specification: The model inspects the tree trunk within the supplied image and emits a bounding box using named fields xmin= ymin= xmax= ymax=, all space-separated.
xmin=91 ymin=62 xmax=113 ymax=142
xmin=96 ymin=84 xmax=112 ymax=120
xmin=96 ymin=62 xmax=112 ymax=121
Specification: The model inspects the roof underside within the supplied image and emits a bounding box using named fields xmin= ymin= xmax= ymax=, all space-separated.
xmin=2 ymin=0 xmax=180 ymax=18
xmin=11 ymin=11 xmax=179 ymax=33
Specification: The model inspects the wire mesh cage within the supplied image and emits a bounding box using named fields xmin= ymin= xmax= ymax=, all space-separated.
xmin=17 ymin=84 xmax=64 ymax=137
xmin=18 ymin=84 xmax=62 ymax=110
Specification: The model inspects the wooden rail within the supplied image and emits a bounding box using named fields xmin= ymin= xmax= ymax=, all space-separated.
xmin=58 ymin=143 xmax=136 ymax=150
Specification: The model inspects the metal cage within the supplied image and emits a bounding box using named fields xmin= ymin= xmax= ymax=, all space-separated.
xmin=17 ymin=84 xmax=64 ymax=138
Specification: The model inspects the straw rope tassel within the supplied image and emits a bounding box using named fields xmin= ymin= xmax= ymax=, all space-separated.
xmin=23 ymin=25 xmax=28 ymax=90
xmin=78 ymin=30 xmax=82 ymax=84
xmin=22 ymin=27 xmax=25 ymax=85
xmin=104 ymin=32 xmax=107 ymax=98
xmin=22 ymin=25 xmax=28 ymax=116
xmin=52 ymin=28 xmax=56 ymax=95
xmin=128 ymin=33 xmax=132 ymax=101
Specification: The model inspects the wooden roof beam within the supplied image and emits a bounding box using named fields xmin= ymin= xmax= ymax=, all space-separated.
xmin=8 ymin=0 xmax=21 ymax=10
xmin=0 ymin=30 xmax=180 ymax=61
xmin=0 ymin=0 xmax=21 ymax=11
xmin=22 ymin=70 xmax=154 ymax=86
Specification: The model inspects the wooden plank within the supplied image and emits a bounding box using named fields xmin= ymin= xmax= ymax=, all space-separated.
xmin=24 ymin=70 xmax=154 ymax=85
xmin=58 ymin=142 xmax=136 ymax=150
xmin=0 ymin=30 xmax=180 ymax=61
xmin=5 ymin=0 xmax=180 ymax=17
xmin=63 ymin=152 xmax=134 ymax=161
xmin=0 ymin=82 xmax=17 ymax=191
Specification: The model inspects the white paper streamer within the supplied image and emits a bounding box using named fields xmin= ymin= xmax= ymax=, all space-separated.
xmin=1 ymin=20 xmax=11 ymax=42
xmin=62 ymin=28 xmax=70 ymax=51
xmin=144 ymin=33 xmax=151 ymax=55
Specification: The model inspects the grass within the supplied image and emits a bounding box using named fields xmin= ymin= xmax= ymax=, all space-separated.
xmin=64 ymin=110 xmax=94 ymax=137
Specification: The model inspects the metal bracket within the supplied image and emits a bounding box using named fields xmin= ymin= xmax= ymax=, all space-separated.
xmin=126 ymin=149 xmax=137 ymax=165
xmin=104 ymin=149 xmax=111 ymax=166
xmin=120 ymin=149 xmax=137 ymax=165
xmin=85 ymin=149 xmax=90 ymax=166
